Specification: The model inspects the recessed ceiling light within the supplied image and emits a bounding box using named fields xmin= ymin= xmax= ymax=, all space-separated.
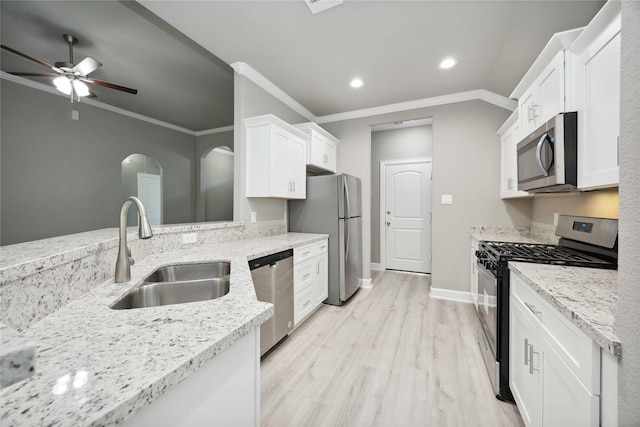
xmin=439 ymin=57 xmax=457 ymax=69
xmin=350 ymin=78 xmax=364 ymax=88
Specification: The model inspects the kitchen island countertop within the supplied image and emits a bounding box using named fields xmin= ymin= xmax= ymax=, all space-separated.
xmin=0 ymin=232 xmax=327 ymax=426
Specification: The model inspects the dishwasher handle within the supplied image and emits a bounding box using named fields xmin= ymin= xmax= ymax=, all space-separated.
xmin=248 ymin=249 xmax=293 ymax=271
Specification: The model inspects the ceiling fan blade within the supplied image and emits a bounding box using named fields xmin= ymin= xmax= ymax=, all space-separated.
xmin=73 ymin=57 xmax=102 ymax=76
xmin=7 ymin=72 xmax=58 ymax=77
xmin=1 ymin=44 xmax=55 ymax=70
xmin=82 ymin=77 xmax=138 ymax=95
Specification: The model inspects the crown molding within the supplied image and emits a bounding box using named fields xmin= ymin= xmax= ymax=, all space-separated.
xmin=195 ymin=125 xmax=234 ymax=137
xmin=230 ymin=62 xmax=316 ymax=122
xmin=316 ymin=89 xmax=517 ymax=124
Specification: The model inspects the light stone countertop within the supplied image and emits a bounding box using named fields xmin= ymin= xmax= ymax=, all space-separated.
xmin=470 ymin=225 xmax=559 ymax=245
xmin=0 ymin=324 xmax=36 ymax=389
xmin=509 ymin=262 xmax=620 ymax=357
xmin=0 ymin=232 xmax=327 ymax=426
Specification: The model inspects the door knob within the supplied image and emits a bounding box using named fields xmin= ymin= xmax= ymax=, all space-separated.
xmin=387 ymin=210 xmax=391 ymax=215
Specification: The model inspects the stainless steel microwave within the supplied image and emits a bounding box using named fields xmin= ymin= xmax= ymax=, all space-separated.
xmin=517 ymin=112 xmax=578 ymax=193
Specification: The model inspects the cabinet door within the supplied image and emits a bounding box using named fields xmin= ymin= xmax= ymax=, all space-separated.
xmin=500 ymin=122 xmax=529 ymax=199
xmin=288 ymin=136 xmax=307 ymax=199
xmin=519 ymin=88 xmax=538 ymax=136
xmin=325 ymin=139 xmax=337 ymax=172
xmin=574 ymin=16 xmax=621 ymax=189
xmin=315 ymin=251 xmax=328 ymax=305
xmin=308 ymin=133 xmax=327 ymax=167
xmin=542 ymin=336 xmax=599 ymax=427
xmin=470 ymin=245 xmax=478 ymax=310
xmin=536 ymin=51 xmax=565 ymax=125
xmin=510 ymin=298 xmax=542 ymax=427
xmin=269 ymin=126 xmax=295 ymax=198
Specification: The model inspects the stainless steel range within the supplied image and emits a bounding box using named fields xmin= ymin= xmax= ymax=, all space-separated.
xmin=474 ymin=215 xmax=618 ymax=402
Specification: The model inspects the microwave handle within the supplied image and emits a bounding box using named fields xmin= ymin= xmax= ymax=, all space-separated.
xmin=535 ymin=133 xmax=553 ymax=176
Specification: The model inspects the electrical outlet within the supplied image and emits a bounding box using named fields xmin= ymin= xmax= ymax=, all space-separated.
xmin=441 ymin=194 xmax=453 ymax=205
xmin=182 ymin=233 xmax=197 ymax=244
xmin=251 ymin=212 xmax=257 ymax=223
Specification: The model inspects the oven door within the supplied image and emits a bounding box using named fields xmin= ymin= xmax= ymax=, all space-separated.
xmin=476 ymin=261 xmax=498 ymax=357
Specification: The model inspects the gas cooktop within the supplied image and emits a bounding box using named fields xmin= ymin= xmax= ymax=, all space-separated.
xmin=479 ymin=241 xmax=617 ymax=269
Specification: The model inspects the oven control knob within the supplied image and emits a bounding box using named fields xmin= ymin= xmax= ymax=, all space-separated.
xmin=475 ymin=250 xmax=485 ymax=259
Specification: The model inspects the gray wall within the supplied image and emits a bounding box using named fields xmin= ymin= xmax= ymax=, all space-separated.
xmin=201 ymin=149 xmax=234 ymax=221
xmin=370 ymin=125 xmax=433 ymax=263
xmin=617 ymin=1 xmax=640 ymax=423
xmin=530 ymin=189 xmax=619 ymax=230
xmin=196 ymin=130 xmax=234 ymax=221
xmin=1 ymin=80 xmax=197 ymax=245
xmin=322 ymin=100 xmax=532 ymax=288
xmin=233 ymin=74 xmax=308 ymax=225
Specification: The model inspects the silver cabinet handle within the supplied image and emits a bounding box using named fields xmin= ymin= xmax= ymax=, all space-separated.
xmin=386 ymin=221 xmax=391 ymax=226
xmin=303 ymin=272 xmax=311 ymax=279
xmin=524 ymin=338 xmax=529 ymax=366
xmin=529 ymin=344 xmax=540 ymax=374
xmin=524 ymin=302 xmax=541 ymax=315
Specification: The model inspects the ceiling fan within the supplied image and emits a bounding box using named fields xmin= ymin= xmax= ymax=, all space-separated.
xmin=1 ymin=34 xmax=138 ymax=102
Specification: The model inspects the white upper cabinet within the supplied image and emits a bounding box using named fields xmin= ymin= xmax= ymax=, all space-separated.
xmin=498 ymin=110 xmax=530 ymax=199
xmin=294 ymin=122 xmax=339 ymax=174
xmin=569 ymin=1 xmax=621 ymax=190
xmin=518 ymin=51 xmax=566 ymax=136
xmin=510 ymin=28 xmax=583 ymax=138
xmin=244 ymin=115 xmax=308 ymax=199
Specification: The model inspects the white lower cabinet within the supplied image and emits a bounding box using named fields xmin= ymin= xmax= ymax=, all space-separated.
xmin=470 ymin=240 xmax=479 ymax=310
xmin=124 ymin=328 xmax=260 ymax=427
xmin=510 ymin=272 xmax=600 ymax=427
xmin=293 ymin=240 xmax=328 ymax=326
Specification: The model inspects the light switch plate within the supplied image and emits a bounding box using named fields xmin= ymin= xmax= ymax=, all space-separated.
xmin=182 ymin=233 xmax=197 ymax=244
xmin=251 ymin=212 xmax=257 ymax=223
xmin=441 ymin=194 xmax=453 ymax=205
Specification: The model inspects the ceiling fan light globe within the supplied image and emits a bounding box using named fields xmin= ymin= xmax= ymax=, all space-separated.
xmin=53 ymin=76 xmax=72 ymax=95
xmin=73 ymin=80 xmax=90 ymax=97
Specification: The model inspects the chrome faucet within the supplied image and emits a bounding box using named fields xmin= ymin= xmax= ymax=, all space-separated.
xmin=115 ymin=197 xmax=153 ymax=283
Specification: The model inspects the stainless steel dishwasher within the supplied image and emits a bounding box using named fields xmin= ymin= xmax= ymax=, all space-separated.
xmin=248 ymin=249 xmax=294 ymax=356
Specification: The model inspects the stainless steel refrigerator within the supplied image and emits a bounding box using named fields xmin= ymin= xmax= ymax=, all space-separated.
xmin=289 ymin=174 xmax=363 ymax=306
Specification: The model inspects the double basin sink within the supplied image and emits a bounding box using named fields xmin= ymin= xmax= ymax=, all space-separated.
xmin=111 ymin=262 xmax=231 ymax=310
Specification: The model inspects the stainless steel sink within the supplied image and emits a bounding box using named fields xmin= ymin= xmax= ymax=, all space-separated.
xmin=111 ymin=262 xmax=230 ymax=310
xmin=144 ymin=261 xmax=230 ymax=283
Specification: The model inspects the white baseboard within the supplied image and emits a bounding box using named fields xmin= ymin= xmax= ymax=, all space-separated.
xmin=360 ymin=278 xmax=373 ymax=289
xmin=429 ymin=287 xmax=473 ymax=303
xmin=370 ymin=263 xmax=383 ymax=271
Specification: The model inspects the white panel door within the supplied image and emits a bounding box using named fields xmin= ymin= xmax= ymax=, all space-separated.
xmin=137 ymin=173 xmax=161 ymax=226
xmin=384 ymin=161 xmax=431 ymax=273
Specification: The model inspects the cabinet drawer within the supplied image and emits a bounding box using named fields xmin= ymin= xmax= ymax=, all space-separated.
xmin=315 ymin=239 xmax=328 ymax=255
xmin=294 ymin=244 xmax=316 ymax=264
xmin=294 ymin=258 xmax=315 ymax=294
xmin=294 ymin=286 xmax=315 ymax=325
xmin=511 ymin=272 xmax=600 ymax=394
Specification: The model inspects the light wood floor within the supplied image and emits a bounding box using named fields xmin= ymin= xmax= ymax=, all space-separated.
xmin=261 ymin=270 xmax=524 ymax=427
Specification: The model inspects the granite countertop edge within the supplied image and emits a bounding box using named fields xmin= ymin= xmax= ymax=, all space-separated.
xmin=0 ymin=232 xmax=328 ymax=426
xmin=509 ymin=261 xmax=620 ymax=358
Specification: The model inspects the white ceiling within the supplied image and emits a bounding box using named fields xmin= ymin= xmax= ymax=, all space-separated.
xmin=1 ymin=0 xmax=605 ymax=131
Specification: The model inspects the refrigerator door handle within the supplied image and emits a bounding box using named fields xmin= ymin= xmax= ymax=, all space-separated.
xmin=344 ymin=176 xmax=351 ymax=219
xmin=345 ymin=217 xmax=350 ymax=262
